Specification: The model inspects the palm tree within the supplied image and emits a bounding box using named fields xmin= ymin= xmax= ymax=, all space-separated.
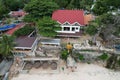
xmin=0 ymin=35 xmax=15 ymax=60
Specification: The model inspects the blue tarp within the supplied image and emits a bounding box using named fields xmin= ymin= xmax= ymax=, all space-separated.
xmin=0 ymin=24 xmax=16 ymax=31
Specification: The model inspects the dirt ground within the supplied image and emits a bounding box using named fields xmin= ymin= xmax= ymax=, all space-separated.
xmin=60 ymin=35 xmax=91 ymax=44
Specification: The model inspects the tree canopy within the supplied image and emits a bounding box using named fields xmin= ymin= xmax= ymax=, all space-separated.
xmin=24 ymin=0 xmax=59 ymax=21
xmin=14 ymin=26 xmax=35 ymax=37
xmin=92 ymin=0 xmax=120 ymax=15
xmin=37 ymin=17 xmax=60 ymax=37
xmin=0 ymin=1 xmax=9 ymax=19
xmin=1 ymin=0 xmax=28 ymax=11
xmin=85 ymin=24 xmax=98 ymax=36
xmin=53 ymin=0 xmax=94 ymax=10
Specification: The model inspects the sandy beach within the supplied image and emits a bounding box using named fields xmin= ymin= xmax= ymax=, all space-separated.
xmin=12 ymin=63 xmax=120 ymax=80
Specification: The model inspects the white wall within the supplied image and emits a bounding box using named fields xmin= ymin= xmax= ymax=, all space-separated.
xmin=57 ymin=25 xmax=80 ymax=33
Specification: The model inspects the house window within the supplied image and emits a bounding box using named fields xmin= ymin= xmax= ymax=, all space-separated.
xmin=73 ymin=23 xmax=80 ymax=26
xmin=64 ymin=27 xmax=70 ymax=31
xmin=63 ymin=22 xmax=70 ymax=25
xmin=72 ymin=27 xmax=75 ymax=31
xmin=76 ymin=27 xmax=78 ymax=30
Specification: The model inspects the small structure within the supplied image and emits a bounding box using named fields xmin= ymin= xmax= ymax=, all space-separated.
xmin=13 ymin=36 xmax=38 ymax=57
xmin=84 ymin=14 xmax=95 ymax=25
xmin=9 ymin=10 xmax=27 ymax=18
xmin=40 ymin=39 xmax=61 ymax=48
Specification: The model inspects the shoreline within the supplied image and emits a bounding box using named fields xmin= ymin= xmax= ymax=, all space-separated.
xmin=12 ymin=63 xmax=120 ymax=80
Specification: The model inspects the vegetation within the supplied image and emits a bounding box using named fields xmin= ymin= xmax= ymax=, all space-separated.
xmin=0 ymin=35 xmax=15 ymax=59
xmin=98 ymin=53 xmax=109 ymax=61
xmin=37 ymin=17 xmax=60 ymax=37
xmin=61 ymin=49 xmax=69 ymax=60
xmin=92 ymin=0 xmax=120 ymax=15
xmin=23 ymin=15 xmax=35 ymax=22
xmin=106 ymin=54 xmax=120 ymax=70
xmin=14 ymin=26 xmax=35 ymax=37
xmin=78 ymin=54 xmax=84 ymax=61
xmin=53 ymin=0 xmax=94 ymax=10
xmin=71 ymin=50 xmax=84 ymax=62
xmin=85 ymin=0 xmax=120 ymax=42
xmin=1 ymin=0 xmax=30 ymax=11
xmin=24 ymin=0 xmax=59 ymax=21
xmin=85 ymin=24 xmax=98 ymax=36
xmin=0 ymin=0 xmax=30 ymax=19
xmin=0 ymin=1 xmax=9 ymax=19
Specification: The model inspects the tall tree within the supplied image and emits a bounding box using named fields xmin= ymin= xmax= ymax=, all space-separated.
xmin=1 ymin=0 xmax=24 ymax=11
xmin=0 ymin=35 xmax=15 ymax=59
xmin=53 ymin=0 xmax=94 ymax=10
xmin=85 ymin=18 xmax=100 ymax=43
xmin=92 ymin=0 xmax=120 ymax=15
xmin=37 ymin=17 xmax=60 ymax=37
xmin=24 ymin=0 xmax=59 ymax=21
xmin=0 ymin=1 xmax=9 ymax=19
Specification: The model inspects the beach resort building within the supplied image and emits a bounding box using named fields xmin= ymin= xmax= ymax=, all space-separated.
xmin=52 ymin=10 xmax=94 ymax=37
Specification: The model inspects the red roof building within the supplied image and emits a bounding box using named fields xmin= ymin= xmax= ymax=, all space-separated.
xmin=52 ymin=10 xmax=84 ymax=25
xmin=5 ymin=23 xmax=25 ymax=35
xmin=9 ymin=10 xmax=27 ymax=17
xmin=84 ymin=14 xmax=95 ymax=25
xmin=52 ymin=10 xmax=85 ymax=37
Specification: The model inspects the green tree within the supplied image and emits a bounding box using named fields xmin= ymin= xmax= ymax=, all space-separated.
xmin=80 ymin=0 xmax=94 ymax=10
xmin=1 ymin=0 xmax=24 ymax=11
xmin=85 ymin=24 xmax=98 ymax=36
xmin=85 ymin=16 xmax=103 ymax=43
xmin=61 ymin=49 xmax=69 ymax=60
xmin=23 ymin=15 xmax=35 ymax=22
xmin=0 ymin=1 xmax=9 ymax=19
xmin=0 ymin=35 xmax=15 ymax=59
xmin=14 ymin=26 xmax=35 ymax=37
xmin=37 ymin=17 xmax=60 ymax=37
xmin=53 ymin=0 xmax=93 ymax=10
xmin=92 ymin=0 xmax=109 ymax=15
xmin=92 ymin=0 xmax=120 ymax=15
xmin=98 ymin=53 xmax=109 ymax=61
xmin=52 ymin=0 xmax=69 ymax=9
xmin=24 ymin=0 xmax=59 ymax=21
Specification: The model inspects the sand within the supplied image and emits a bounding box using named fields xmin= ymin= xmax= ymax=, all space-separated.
xmin=12 ymin=63 xmax=120 ymax=80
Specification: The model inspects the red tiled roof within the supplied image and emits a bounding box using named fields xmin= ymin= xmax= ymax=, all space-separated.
xmin=52 ymin=10 xmax=84 ymax=25
xmin=10 ymin=11 xmax=27 ymax=17
xmin=5 ymin=23 xmax=25 ymax=35
xmin=84 ymin=14 xmax=94 ymax=25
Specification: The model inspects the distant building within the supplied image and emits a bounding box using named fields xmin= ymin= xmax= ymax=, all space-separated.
xmin=52 ymin=10 xmax=93 ymax=37
xmin=9 ymin=10 xmax=27 ymax=18
xmin=84 ymin=14 xmax=95 ymax=25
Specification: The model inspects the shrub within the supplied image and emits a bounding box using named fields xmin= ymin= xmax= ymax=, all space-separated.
xmin=98 ymin=53 xmax=108 ymax=61
xmin=79 ymin=54 xmax=84 ymax=60
xmin=61 ymin=50 xmax=69 ymax=60
xmin=14 ymin=26 xmax=35 ymax=37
